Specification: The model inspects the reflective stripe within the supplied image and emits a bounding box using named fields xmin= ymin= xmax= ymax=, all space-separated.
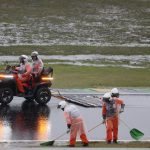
xmin=105 ymin=99 xmax=117 ymax=117
xmin=32 ymin=58 xmax=43 ymax=74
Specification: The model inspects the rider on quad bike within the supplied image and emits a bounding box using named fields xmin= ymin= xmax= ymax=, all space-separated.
xmin=15 ymin=55 xmax=32 ymax=93
xmin=0 ymin=55 xmax=53 ymax=105
xmin=31 ymin=51 xmax=44 ymax=79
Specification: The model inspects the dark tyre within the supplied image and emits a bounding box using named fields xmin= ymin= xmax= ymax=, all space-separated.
xmin=35 ymin=87 xmax=51 ymax=104
xmin=24 ymin=97 xmax=34 ymax=101
xmin=0 ymin=88 xmax=13 ymax=104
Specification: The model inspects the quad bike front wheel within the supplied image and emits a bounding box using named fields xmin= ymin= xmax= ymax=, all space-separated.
xmin=35 ymin=87 xmax=51 ymax=104
xmin=0 ymin=88 xmax=13 ymax=104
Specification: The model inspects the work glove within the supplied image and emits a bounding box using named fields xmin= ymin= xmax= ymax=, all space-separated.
xmin=102 ymin=115 xmax=106 ymax=120
xmin=67 ymin=124 xmax=71 ymax=129
xmin=119 ymin=104 xmax=125 ymax=113
xmin=67 ymin=129 xmax=70 ymax=134
xmin=119 ymin=108 xmax=124 ymax=113
xmin=102 ymin=114 xmax=106 ymax=124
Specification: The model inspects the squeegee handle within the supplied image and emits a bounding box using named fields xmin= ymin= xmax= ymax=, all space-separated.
xmin=88 ymin=122 xmax=103 ymax=133
xmin=54 ymin=130 xmax=70 ymax=141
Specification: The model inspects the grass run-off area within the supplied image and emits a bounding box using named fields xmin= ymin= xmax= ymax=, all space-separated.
xmin=1 ymin=63 xmax=150 ymax=88
xmin=59 ymin=141 xmax=150 ymax=148
xmin=0 ymin=45 xmax=150 ymax=88
xmin=0 ymin=0 xmax=149 ymax=46
xmin=45 ymin=64 xmax=150 ymax=88
xmin=0 ymin=45 xmax=150 ymax=55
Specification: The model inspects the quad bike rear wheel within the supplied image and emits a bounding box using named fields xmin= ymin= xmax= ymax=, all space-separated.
xmin=35 ymin=87 xmax=51 ymax=104
xmin=0 ymin=88 xmax=13 ymax=104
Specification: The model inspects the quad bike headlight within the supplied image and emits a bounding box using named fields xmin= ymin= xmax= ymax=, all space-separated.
xmin=0 ymin=74 xmax=14 ymax=79
xmin=41 ymin=76 xmax=53 ymax=81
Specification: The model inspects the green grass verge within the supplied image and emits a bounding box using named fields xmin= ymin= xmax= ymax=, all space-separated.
xmin=0 ymin=45 xmax=150 ymax=55
xmin=1 ymin=63 xmax=150 ymax=88
xmin=64 ymin=141 xmax=150 ymax=148
xmin=47 ymin=64 xmax=150 ymax=88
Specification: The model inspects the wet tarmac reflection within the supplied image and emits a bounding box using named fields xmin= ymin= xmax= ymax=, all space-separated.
xmin=0 ymin=100 xmax=51 ymax=140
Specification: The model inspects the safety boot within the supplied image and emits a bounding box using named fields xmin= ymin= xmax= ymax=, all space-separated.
xmin=113 ymin=140 xmax=118 ymax=144
xmin=107 ymin=140 xmax=111 ymax=144
xmin=83 ymin=142 xmax=89 ymax=147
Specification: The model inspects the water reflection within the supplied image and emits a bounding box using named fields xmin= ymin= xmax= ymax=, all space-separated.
xmin=0 ymin=101 xmax=51 ymax=140
xmin=0 ymin=104 xmax=12 ymax=140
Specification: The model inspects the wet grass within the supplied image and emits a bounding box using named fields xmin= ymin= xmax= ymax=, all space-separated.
xmin=0 ymin=0 xmax=149 ymax=88
xmin=0 ymin=61 xmax=150 ymax=88
xmin=46 ymin=64 xmax=150 ymax=88
xmin=0 ymin=45 xmax=150 ymax=55
xmin=0 ymin=0 xmax=149 ymax=46
xmin=82 ymin=60 xmax=150 ymax=68
xmin=0 ymin=0 xmax=149 ymax=23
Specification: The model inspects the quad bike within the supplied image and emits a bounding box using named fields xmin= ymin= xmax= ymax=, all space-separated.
xmin=0 ymin=65 xmax=53 ymax=105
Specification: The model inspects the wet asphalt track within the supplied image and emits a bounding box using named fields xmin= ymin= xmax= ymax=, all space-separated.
xmin=0 ymin=89 xmax=150 ymax=143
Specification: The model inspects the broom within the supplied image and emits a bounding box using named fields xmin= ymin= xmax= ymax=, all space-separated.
xmin=40 ymin=121 xmax=86 ymax=146
xmin=120 ymin=118 xmax=144 ymax=140
xmin=40 ymin=130 xmax=70 ymax=146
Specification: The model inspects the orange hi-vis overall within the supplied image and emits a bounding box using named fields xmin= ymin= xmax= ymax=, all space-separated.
xmin=102 ymin=98 xmax=124 ymax=142
xmin=15 ymin=62 xmax=32 ymax=93
xmin=64 ymin=105 xmax=89 ymax=146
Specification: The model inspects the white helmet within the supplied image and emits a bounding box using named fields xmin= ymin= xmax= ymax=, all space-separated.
xmin=31 ymin=51 xmax=38 ymax=57
xmin=57 ymin=101 xmax=67 ymax=109
xmin=111 ymin=88 xmax=119 ymax=97
xmin=103 ymin=92 xmax=111 ymax=99
xmin=19 ymin=55 xmax=29 ymax=62
xmin=102 ymin=92 xmax=111 ymax=102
